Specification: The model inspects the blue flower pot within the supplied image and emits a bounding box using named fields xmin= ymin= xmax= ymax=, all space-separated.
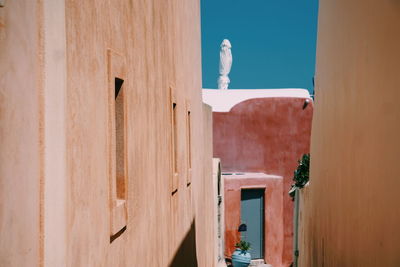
xmin=232 ymin=249 xmax=251 ymax=267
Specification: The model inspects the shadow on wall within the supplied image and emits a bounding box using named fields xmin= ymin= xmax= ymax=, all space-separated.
xmin=169 ymin=220 xmax=198 ymax=267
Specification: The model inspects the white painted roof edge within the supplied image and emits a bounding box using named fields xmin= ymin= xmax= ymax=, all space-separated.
xmin=202 ymin=88 xmax=311 ymax=112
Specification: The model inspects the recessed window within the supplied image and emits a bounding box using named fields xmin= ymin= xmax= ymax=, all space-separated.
xmin=108 ymin=49 xmax=127 ymax=241
xmin=115 ymin=77 xmax=125 ymax=200
xmin=172 ymin=103 xmax=178 ymax=174
xmin=170 ymin=86 xmax=179 ymax=195
xmin=186 ymin=110 xmax=192 ymax=186
xmin=171 ymin=101 xmax=178 ymax=195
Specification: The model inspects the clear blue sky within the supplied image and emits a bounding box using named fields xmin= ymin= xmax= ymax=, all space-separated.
xmin=201 ymin=0 xmax=319 ymax=93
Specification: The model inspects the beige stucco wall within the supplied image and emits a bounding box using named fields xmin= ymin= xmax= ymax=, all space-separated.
xmin=0 ymin=2 xmax=42 ymax=266
xmin=298 ymin=0 xmax=400 ymax=266
xmin=0 ymin=0 xmax=216 ymax=266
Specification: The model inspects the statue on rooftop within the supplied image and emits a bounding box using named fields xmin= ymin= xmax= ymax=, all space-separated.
xmin=218 ymin=39 xmax=232 ymax=90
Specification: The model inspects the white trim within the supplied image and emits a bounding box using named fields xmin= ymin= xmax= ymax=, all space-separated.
xmin=202 ymin=88 xmax=311 ymax=112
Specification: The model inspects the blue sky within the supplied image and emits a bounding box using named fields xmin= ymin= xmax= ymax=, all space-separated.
xmin=201 ymin=0 xmax=319 ymax=93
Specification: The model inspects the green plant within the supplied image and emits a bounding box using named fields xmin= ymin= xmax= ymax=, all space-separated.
xmin=235 ymin=240 xmax=251 ymax=252
xmin=289 ymin=154 xmax=310 ymax=199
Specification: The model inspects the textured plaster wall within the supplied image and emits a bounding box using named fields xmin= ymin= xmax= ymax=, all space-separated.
xmin=298 ymin=0 xmax=400 ymax=266
xmin=213 ymin=97 xmax=313 ymax=265
xmin=65 ymin=0 xmax=215 ymax=266
xmin=0 ymin=2 xmax=42 ymax=266
xmin=0 ymin=0 xmax=216 ymax=266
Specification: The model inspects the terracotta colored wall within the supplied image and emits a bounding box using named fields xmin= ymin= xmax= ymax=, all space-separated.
xmin=0 ymin=0 xmax=217 ymax=266
xmin=224 ymin=174 xmax=284 ymax=267
xmin=298 ymin=0 xmax=400 ymax=266
xmin=213 ymin=97 xmax=313 ymax=265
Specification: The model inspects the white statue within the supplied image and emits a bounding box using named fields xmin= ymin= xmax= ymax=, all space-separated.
xmin=218 ymin=39 xmax=232 ymax=90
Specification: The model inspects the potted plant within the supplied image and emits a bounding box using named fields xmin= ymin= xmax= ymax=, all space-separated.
xmin=288 ymin=153 xmax=310 ymax=199
xmin=231 ymin=240 xmax=251 ymax=267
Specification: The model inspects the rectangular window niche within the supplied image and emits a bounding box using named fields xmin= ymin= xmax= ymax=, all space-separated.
xmin=108 ymin=49 xmax=127 ymax=241
xmin=186 ymin=102 xmax=192 ymax=186
xmin=170 ymin=87 xmax=178 ymax=194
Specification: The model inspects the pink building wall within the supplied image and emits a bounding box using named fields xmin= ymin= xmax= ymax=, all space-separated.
xmin=212 ymin=96 xmax=313 ymax=266
xmin=224 ymin=174 xmax=284 ymax=267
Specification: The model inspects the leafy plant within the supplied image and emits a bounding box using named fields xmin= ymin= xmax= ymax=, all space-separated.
xmin=235 ymin=240 xmax=251 ymax=252
xmin=289 ymin=154 xmax=310 ymax=199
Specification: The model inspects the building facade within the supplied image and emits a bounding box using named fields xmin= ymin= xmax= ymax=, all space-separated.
xmin=298 ymin=0 xmax=400 ymax=266
xmin=0 ymin=1 xmax=218 ymax=266
xmin=203 ymin=89 xmax=313 ymax=266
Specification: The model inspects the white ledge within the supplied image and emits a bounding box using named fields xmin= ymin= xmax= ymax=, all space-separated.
xmin=222 ymin=172 xmax=282 ymax=179
xmin=202 ymin=88 xmax=311 ymax=112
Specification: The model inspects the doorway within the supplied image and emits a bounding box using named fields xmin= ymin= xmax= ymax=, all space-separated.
xmin=240 ymin=189 xmax=264 ymax=259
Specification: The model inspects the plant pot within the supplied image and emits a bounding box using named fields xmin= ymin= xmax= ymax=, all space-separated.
xmin=231 ymin=249 xmax=251 ymax=267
